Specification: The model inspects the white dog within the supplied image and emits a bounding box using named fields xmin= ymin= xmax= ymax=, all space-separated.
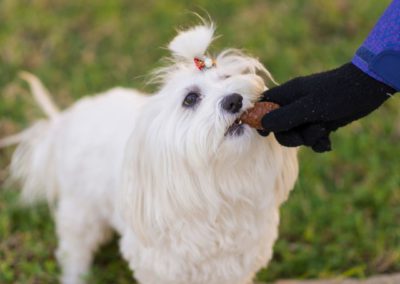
xmin=1 ymin=23 xmax=298 ymax=284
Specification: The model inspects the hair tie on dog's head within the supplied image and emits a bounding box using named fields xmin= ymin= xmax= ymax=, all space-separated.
xmin=194 ymin=56 xmax=216 ymax=71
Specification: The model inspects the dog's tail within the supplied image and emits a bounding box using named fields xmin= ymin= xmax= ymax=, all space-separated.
xmin=1 ymin=73 xmax=59 ymax=204
xmin=19 ymin=71 xmax=60 ymax=119
xmin=8 ymin=121 xmax=58 ymax=204
xmin=0 ymin=72 xmax=59 ymax=148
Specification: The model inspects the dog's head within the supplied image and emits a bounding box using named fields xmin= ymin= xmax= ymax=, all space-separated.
xmin=123 ymin=23 xmax=298 ymax=245
xmin=135 ymin=23 xmax=276 ymax=166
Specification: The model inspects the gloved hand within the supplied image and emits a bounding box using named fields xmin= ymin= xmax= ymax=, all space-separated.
xmin=259 ymin=63 xmax=396 ymax=152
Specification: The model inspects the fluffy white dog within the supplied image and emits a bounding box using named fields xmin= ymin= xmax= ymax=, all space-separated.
xmin=1 ymin=23 xmax=298 ymax=284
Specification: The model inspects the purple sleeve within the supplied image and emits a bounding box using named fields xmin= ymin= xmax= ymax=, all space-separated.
xmin=352 ymin=0 xmax=400 ymax=90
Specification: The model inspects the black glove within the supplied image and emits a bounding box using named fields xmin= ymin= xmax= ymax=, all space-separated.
xmin=259 ymin=63 xmax=396 ymax=152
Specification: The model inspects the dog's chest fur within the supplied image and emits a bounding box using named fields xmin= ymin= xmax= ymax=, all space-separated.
xmin=119 ymin=152 xmax=281 ymax=284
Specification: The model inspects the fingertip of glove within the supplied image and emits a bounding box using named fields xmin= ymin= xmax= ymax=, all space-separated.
xmin=275 ymin=131 xmax=304 ymax=147
xmin=261 ymin=109 xmax=284 ymax=132
xmin=257 ymin=129 xmax=270 ymax=137
xmin=311 ymin=137 xmax=332 ymax=153
xmin=260 ymin=87 xmax=280 ymax=102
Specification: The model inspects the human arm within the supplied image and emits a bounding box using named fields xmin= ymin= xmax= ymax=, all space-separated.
xmin=259 ymin=0 xmax=400 ymax=152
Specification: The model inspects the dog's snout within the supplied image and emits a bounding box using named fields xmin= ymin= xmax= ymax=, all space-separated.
xmin=221 ymin=93 xmax=243 ymax=114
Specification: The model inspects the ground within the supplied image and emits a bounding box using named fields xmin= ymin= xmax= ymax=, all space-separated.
xmin=274 ymin=273 xmax=400 ymax=284
xmin=0 ymin=0 xmax=399 ymax=283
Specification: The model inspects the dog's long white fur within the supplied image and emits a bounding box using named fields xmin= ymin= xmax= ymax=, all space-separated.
xmin=4 ymin=23 xmax=298 ymax=284
xmin=0 ymin=131 xmax=28 ymax=148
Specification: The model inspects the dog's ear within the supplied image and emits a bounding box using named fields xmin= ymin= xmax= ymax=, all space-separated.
xmin=168 ymin=24 xmax=215 ymax=59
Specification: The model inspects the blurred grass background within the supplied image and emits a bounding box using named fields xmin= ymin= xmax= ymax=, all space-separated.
xmin=0 ymin=0 xmax=399 ymax=283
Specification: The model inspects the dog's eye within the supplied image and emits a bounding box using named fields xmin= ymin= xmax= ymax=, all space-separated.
xmin=182 ymin=92 xmax=200 ymax=108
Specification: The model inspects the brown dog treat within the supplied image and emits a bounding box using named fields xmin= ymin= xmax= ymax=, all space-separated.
xmin=240 ymin=101 xmax=280 ymax=130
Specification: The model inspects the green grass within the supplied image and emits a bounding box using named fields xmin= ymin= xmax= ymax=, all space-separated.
xmin=1 ymin=0 xmax=399 ymax=283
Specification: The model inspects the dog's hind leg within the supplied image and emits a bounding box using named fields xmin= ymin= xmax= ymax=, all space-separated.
xmin=55 ymin=198 xmax=112 ymax=284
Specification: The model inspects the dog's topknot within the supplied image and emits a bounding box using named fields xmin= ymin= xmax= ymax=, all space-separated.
xmin=149 ymin=22 xmax=276 ymax=88
xmin=168 ymin=24 xmax=215 ymax=60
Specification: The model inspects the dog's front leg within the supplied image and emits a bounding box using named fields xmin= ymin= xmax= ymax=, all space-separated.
xmin=55 ymin=198 xmax=112 ymax=284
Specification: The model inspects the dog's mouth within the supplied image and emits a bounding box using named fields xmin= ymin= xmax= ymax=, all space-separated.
xmin=224 ymin=118 xmax=245 ymax=137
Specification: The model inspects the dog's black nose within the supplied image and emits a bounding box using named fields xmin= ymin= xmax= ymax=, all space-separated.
xmin=221 ymin=93 xmax=243 ymax=113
